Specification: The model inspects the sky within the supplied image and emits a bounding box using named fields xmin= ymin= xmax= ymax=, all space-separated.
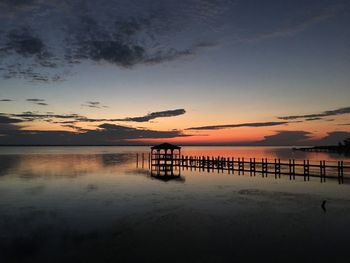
xmin=0 ymin=0 xmax=350 ymax=146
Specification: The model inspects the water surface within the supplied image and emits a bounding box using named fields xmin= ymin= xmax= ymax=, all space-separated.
xmin=0 ymin=146 xmax=349 ymax=262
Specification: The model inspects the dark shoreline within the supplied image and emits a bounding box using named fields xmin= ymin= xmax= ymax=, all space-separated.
xmin=295 ymin=145 xmax=350 ymax=154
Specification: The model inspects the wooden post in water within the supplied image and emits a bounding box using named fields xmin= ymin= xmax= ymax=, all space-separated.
xmin=238 ymin=158 xmax=241 ymax=175
xmin=303 ymin=160 xmax=310 ymax=181
xmin=212 ymin=156 xmax=215 ymax=172
xmin=274 ymin=158 xmax=278 ymax=179
xmin=321 ymin=161 xmax=326 ymax=182
xmin=217 ymin=156 xmax=220 ymax=173
xmin=136 ymin=153 xmax=139 ymax=168
xmin=202 ymin=156 xmax=205 ymax=171
xmin=253 ymin=158 xmax=256 ymax=176
xmin=232 ymin=157 xmax=235 ymax=175
xmin=207 ymin=156 xmax=210 ymax=172
xmin=262 ymin=158 xmax=265 ymax=178
xmin=338 ymin=161 xmax=344 ymax=184
xmin=323 ymin=161 xmax=327 ymax=182
xmin=222 ymin=157 xmax=225 ymax=173
xmin=141 ymin=153 xmax=144 ymax=168
xmin=289 ymin=159 xmax=292 ymax=180
xmin=227 ymin=157 xmax=231 ymax=174
xmin=250 ymin=158 xmax=253 ymax=176
xmin=242 ymin=158 xmax=245 ymax=175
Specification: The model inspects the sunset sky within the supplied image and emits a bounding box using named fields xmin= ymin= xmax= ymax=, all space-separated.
xmin=0 ymin=0 xmax=350 ymax=145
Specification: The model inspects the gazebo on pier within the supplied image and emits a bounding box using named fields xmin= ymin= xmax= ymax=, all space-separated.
xmin=150 ymin=143 xmax=181 ymax=177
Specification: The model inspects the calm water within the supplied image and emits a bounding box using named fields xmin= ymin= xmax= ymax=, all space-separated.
xmin=0 ymin=146 xmax=350 ymax=263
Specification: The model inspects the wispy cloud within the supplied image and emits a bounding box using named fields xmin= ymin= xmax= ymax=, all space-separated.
xmin=305 ymin=117 xmax=323 ymax=121
xmin=278 ymin=106 xmax=350 ymax=120
xmin=250 ymin=5 xmax=340 ymax=42
xmin=5 ymin=112 xmax=83 ymax=122
xmin=1 ymin=108 xmax=186 ymax=124
xmin=81 ymin=101 xmax=108 ymax=109
xmin=186 ymin=121 xmax=288 ymax=130
xmin=118 ymin=109 xmax=186 ymax=122
xmin=26 ymin=98 xmax=45 ymax=102
xmin=26 ymin=98 xmax=48 ymax=106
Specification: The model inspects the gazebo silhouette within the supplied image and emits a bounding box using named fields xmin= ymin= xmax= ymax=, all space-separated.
xmin=150 ymin=143 xmax=181 ymax=177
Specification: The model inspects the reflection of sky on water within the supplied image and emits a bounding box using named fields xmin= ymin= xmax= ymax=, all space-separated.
xmin=0 ymin=146 xmax=350 ymax=262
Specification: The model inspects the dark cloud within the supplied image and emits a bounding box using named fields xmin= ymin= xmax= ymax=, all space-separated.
xmin=1 ymin=108 xmax=185 ymax=125
xmin=278 ymin=106 xmax=350 ymax=120
xmin=64 ymin=15 xmax=151 ymax=67
xmin=0 ymin=0 xmax=38 ymax=8
xmin=69 ymin=16 xmax=211 ymax=69
xmin=0 ymin=115 xmax=23 ymax=124
xmin=0 ymin=27 xmax=61 ymax=82
xmin=143 ymin=42 xmax=217 ymax=64
xmin=253 ymin=130 xmax=313 ymax=146
xmin=52 ymin=121 xmax=78 ymax=127
xmin=5 ymin=112 xmax=84 ymax=122
xmin=73 ymin=27 xmax=145 ymax=67
xmin=186 ymin=121 xmax=288 ymax=130
xmin=311 ymin=131 xmax=350 ymax=146
xmin=26 ymin=98 xmax=48 ymax=106
xmin=0 ymin=123 xmax=189 ymax=145
xmin=118 ymin=109 xmax=186 ymax=122
xmin=61 ymin=124 xmax=86 ymax=131
xmin=0 ymin=0 xmax=228 ymax=81
xmin=3 ymin=27 xmax=47 ymax=58
xmin=0 ymin=99 xmax=13 ymax=101
xmin=98 ymin=123 xmax=188 ymax=140
xmin=81 ymin=101 xmax=108 ymax=109
xmin=305 ymin=117 xmax=323 ymax=121
xmin=26 ymin=98 xmax=45 ymax=102
xmin=0 ymin=115 xmax=23 ymax=133
xmin=249 ymin=130 xmax=350 ymax=146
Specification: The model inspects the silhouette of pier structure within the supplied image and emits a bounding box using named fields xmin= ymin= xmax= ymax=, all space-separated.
xmin=149 ymin=143 xmax=181 ymax=178
xmin=135 ymin=144 xmax=349 ymax=184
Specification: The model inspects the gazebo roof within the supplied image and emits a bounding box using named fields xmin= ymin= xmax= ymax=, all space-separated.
xmin=151 ymin=143 xmax=181 ymax=150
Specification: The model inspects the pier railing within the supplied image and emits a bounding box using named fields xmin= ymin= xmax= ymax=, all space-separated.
xmin=136 ymin=153 xmax=349 ymax=184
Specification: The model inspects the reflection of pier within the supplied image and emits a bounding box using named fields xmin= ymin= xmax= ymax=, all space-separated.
xmin=136 ymin=143 xmax=350 ymax=184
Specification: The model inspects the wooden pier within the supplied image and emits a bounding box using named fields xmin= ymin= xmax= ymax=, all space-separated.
xmin=137 ymin=153 xmax=349 ymax=184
